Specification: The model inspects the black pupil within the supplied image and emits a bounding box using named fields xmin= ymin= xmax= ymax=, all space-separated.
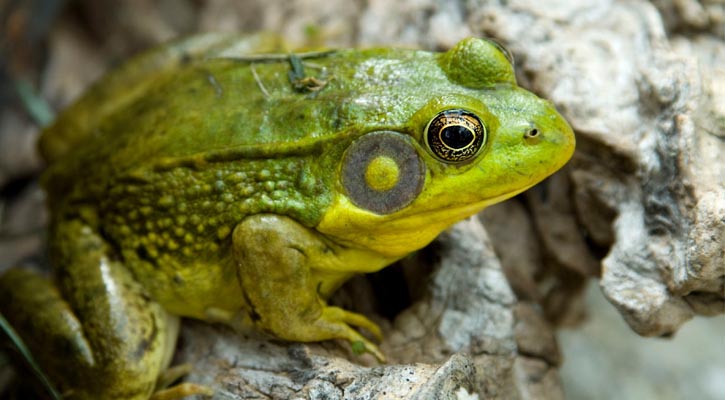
xmin=441 ymin=125 xmax=474 ymax=149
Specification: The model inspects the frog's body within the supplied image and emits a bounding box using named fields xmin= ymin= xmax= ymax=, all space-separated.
xmin=0 ymin=33 xmax=574 ymax=399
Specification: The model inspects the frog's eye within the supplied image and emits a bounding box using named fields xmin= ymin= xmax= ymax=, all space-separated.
xmin=425 ymin=109 xmax=486 ymax=163
xmin=341 ymin=131 xmax=425 ymax=214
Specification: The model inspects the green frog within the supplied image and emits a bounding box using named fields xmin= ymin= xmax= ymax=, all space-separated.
xmin=0 ymin=33 xmax=574 ymax=399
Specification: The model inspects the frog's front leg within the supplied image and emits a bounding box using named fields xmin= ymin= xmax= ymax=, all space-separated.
xmin=233 ymin=214 xmax=385 ymax=361
xmin=0 ymin=219 xmax=179 ymax=399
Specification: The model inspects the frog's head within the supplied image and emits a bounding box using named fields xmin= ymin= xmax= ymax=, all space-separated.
xmin=317 ymin=38 xmax=575 ymax=258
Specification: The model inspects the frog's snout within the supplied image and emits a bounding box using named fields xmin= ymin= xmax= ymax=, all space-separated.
xmin=550 ymin=115 xmax=576 ymax=160
xmin=510 ymin=110 xmax=576 ymax=181
xmin=539 ymin=120 xmax=574 ymax=147
xmin=528 ymin=103 xmax=576 ymax=164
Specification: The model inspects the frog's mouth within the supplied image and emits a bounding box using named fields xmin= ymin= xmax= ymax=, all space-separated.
xmin=399 ymin=183 xmax=535 ymax=228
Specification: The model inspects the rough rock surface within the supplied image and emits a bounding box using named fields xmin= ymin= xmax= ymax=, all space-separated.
xmin=0 ymin=0 xmax=722 ymax=399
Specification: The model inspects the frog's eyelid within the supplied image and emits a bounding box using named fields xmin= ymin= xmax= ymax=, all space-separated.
xmin=481 ymin=38 xmax=515 ymax=67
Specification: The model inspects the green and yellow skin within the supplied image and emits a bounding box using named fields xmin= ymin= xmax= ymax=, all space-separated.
xmin=0 ymin=33 xmax=574 ymax=399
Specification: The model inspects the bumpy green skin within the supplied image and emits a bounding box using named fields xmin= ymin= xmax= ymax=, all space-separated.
xmin=0 ymin=33 xmax=574 ymax=399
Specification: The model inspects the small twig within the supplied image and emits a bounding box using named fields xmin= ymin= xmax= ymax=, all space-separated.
xmin=249 ymin=64 xmax=270 ymax=98
xmin=15 ymin=80 xmax=54 ymax=127
xmin=0 ymin=315 xmax=62 ymax=400
xmin=205 ymin=73 xmax=223 ymax=97
xmin=212 ymin=49 xmax=336 ymax=63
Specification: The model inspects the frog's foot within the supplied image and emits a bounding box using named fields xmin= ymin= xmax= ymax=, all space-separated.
xmin=152 ymin=363 xmax=214 ymax=400
xmin=0 ymin=220 xmax=178 ymax=399
xmin=233 ymin=215 xmax=387 ymax=362
xmin=155 ymin=363 xmax=193 ymax=391
xmin=314 ymin=306 xmax=385 ymax=361
xmin=325 ymin=305 xmax=383 ymax=342
xmin=151 ymin=382 xmax=214 ymax=400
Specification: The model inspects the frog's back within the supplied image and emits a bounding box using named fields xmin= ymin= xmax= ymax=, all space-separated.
xmin=40 ymin=39 xmax=447 ymax=202
xmin=39 ymin=33 xmax=286 ymax=163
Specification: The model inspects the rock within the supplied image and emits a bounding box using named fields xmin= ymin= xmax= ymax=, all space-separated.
xmin=559 ymin=283 xmax=725 ymax=400
xmin=480 ymin=199 xmax=544 ymax=303
xmin=0 ymin=183 xmax=46 ymax=271
xmin=0 ymin=111 xmax=42 ymax=188
xmin=651 ymin=0 xmax=724 ymax=37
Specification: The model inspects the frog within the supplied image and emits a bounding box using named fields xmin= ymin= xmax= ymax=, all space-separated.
xmin=0 ymin=33 xmax=574 ymax=399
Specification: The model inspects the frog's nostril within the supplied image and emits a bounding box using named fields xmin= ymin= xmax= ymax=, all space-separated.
xmin=523 ymin=128 xmax=542 ymax=143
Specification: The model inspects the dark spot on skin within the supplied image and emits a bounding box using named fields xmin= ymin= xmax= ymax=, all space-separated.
xmin=179 ymin=52 xmax=192 ymax=65
xmin=243 ymin=292 xmax=261 ymax=322
xmin=331 ymin=114 xmax=342 ymax=131
xmin=139 ymin=291 xmax=152 ymax=303
xmin=131 ymin=337 xmax=151 ymax=361
xmin=131 ymin=316 xmax=158 ymax=361
xmin=206 ymin=73 xmax=223 ymax=97
xmin=135 ymin=245 xmax=159 ymax=269
xmin=173 ymin=274 xmax=184 ymax=285
xmin=52 ymin=333 xmax=87 ymax=359
xmin=322 ymin=244 xmax=338 ymax=256
xmin=248 ymin=309 xmax=261 ymax=323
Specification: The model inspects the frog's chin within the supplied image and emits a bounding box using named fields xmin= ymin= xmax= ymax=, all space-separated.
xmin=386 ymin=184 xmax=536 ymax=255
xmin=318 ymin=183 xmax=536 ymax=259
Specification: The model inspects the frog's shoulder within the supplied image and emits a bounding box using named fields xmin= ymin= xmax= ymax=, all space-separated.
xmin=39 ymin=33 xmax=286 ymax=164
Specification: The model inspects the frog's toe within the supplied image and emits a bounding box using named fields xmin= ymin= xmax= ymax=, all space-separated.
xmin=155 ymin=363 xmax=192 ymax=391
xmin=326 ymin=306 xmax=384 ymax=342
xmin=320 ymin=306 xmax=386 ymax=361
xmin=352 ymin=338 xmax=386 ymax=363
xmin=152 ymin=363 xmax=215 ymax=399
xmin=150 ymin=382 xmax=214 ymax=400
